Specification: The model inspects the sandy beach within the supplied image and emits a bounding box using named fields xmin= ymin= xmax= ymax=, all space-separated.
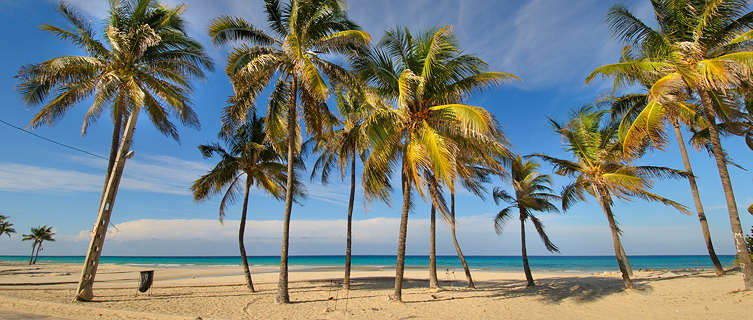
xmin=0 ymin=262 xmax=750 ymax=319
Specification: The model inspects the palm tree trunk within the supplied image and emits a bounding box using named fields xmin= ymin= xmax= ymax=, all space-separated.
xmin=450 ymin=192 xmax=475 ymax=289
xmin=99 ymin=109 xmax=123 ymax=206
xmin=239 ymin=179 xmax=255 ymax=292
xmin=618 ymin=240 xmax=632 ymax=277
xmin=276 ymin=77 xmax=298 ymax=304
xmin=698 ymin=90 xmax=753 ymax=290
xmin=429 ymin=205 xmax=440 ymax=289
xmin=33 ymin=242 xmax=42 ymax=264
xmin=391 ymin=158 xmax=411 ymax=301
xmin=75 ymin=110 xmax=140 ymax=301
xmin=28 ymin=241 xmax=37 ymax=265
xmin=344 ymin=152 xmax=356 ymax=290
xmin=672 ymin=122 xmax=725 ymax=275
xmin=593 ymin=185 xmax=633 ymax=289
xmin=520 ymin=217 xmax=534 ymax=287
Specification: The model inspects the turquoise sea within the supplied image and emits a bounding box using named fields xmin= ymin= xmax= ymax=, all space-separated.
xmin=0 ymin=255 xmax=736 ymax=272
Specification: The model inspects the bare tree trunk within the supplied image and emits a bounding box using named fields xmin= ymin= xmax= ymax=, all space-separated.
xmin=450 ymin=192 xmax=475 ymax=289
xmin=698 ymin=90 xmax=753 ymax=289
xmin=672 ymin=122 xmax=725 ymax=275
xmin=593 ymin=185 xmax=633 ymax=289
xmin=429 ymin=205 xmax=439 ymax=289
xmin=28 ymin=241 xmax=37 ymax=265
xmin=618 ymin=241 xmax=632 ymax=277
xmin=276 ymin=77 xmax=298 ymax=304
xmin=520 ymin=217 xmax=534 ymax=287
xmin=391 ymin=158 xmax=411 ymax=301
xmin=239 ymin=180 xmax=254 ymax=292
xmin=75 ymin=110 xmax=139 ymax=301
xmin=344 ymin=152 xmax=356 ymax=290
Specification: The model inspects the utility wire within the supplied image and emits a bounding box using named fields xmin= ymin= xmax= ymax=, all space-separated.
xmin=0 ymin=118 xmax=108 ymax=160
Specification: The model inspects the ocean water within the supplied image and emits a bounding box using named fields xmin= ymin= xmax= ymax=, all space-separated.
xmin=0 ymin=255 xmax=736 ymax=272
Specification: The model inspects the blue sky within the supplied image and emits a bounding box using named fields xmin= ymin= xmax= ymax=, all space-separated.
xmin=0 ymin=0 xmax=752 ymax=257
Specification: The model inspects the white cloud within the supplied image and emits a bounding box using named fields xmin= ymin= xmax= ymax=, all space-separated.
xmin=0 ymin=153 xmax=209 ymax=195
xmin=0 ymin=164 xmax=102 ymax=193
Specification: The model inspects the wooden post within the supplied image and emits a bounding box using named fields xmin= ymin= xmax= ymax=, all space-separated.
xmin=74 ymin=111 xmax=139 ymax=301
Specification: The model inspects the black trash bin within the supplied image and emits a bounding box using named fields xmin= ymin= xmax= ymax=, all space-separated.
xmin=139 ymin=270 xmax=154 ymax=293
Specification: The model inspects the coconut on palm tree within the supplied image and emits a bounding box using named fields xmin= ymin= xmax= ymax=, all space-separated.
xmin=0 ymin=215 xmax=16 ymax=239
xmin=587 ymin=0 xmax=753 ymax=288
xmin=493 ymin=155 xmax=560 ymax=287
xmin=192 ymin=116 xmax=300 ymax=292
xmin=309 ymin=86 xmax=372 ymax=290
xmin=22 ymin=226 xmax=55 ymax=265
xmin=16 ymin=0 xmax=212 ymax=301
xmin=208 ymin=0 xmax=369 ymax=303
xmin=534 ymin=107 xmax=690 ymax=289
xmin=356 ymin=26 xmax=516 ymax=301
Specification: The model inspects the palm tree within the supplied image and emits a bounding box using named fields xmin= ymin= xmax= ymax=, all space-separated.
xmin=0 ymin=215 xmax=15 ymax=239
xmin=22 ymin=226 xmax=55 ymax=265
xmin=208 ymin=0 xmax=369 ymax=303
xmin=587 ymin=3 xmax=735 ymax=275
xmin=534 ymin=107 xmax=690 ymax=289
xmin=357 ymin=26 xmax=516 ymax=301
xmin=587 ymin=0 xmax=753 ymax=288
xmin=192 ymin=116 xmax=298 ymax=292
xmin=309 ymin=86 xmax=371 ymax=290
xmin=492 ymin=155 xmax=560 ymax=287
xmin=16 ymin=0 xmax=212 ymax=301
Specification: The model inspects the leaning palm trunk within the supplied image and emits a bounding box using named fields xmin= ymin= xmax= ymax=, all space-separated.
xmin=617 ymin=241 xmax=633 ymax=277
xmin=277 ymin=78 xmax=297 ymax=304
xmin=698 ymin=91 xmax=753 ymax=289
xmin=28 ymin=241 xmax=37 ymax=265
xmin=33 ymin=243 xmax=42 ymax=264
xmin=520 ymin=217 xmax=534 ymax=287
xmin=671 ymin=122 xmax=725 ymax=275
xmin=99 ymin=110 xmax=124 ymax=206
xmin=429 ymin=205 xmax=440 ymax=289
xmin=594 ymin=186 xmax=633 ymax=289
xmin=239 ymin=180 xmax=255 ymax=292
xmin=392 ymin=159 xmax=411 ymax=301
xmin=344 ymin=153 xmax=356 ymax=290
xmin=450 ymin=193 xmax=475 ymax=288
xmin=75 ymin=110 xmax=139 ymax=301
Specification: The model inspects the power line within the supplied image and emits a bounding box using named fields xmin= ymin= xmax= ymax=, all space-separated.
xmin=0 ymin=119 xmax=108 ymax=160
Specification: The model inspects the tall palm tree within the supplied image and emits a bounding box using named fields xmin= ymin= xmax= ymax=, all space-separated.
xmin=357 ymin=26 xmax=516 ymax=301
xmin=16 ymin=0 xmax=212 ymax=301
xmin=587 ymin=2 xmax=735 ymax=275
xmin=208 ymin=0 xmax=369 ymax=303
xmin=22 ymin=226 xmax=55 ymax=265
xmin=534 ymin=107 xmax=690 ymax=289
xmin=192 ymin=116 xmax=298 ymax=292
xmin=587 ymin=0 xmax=753 ymax=288
xmin=0 ymin=215 xmax=15 ymax=239
xmin=309 ymin=86 xmax=371 ymax=290
xmin=493 ymin=155 xmax=561 ymax=287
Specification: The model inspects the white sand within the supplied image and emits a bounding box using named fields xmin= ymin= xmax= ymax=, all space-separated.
xmin=0 ymin=262 xmax=751 ymax=319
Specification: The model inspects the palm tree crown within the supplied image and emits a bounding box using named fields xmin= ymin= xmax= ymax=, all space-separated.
xmin=208 ymin=0 xmax=370 ymax=137
xmin=192 ymin=116 xmax=301 ymax=220
xmin=16 ymin=0 xmax=212 ymax=141
xmin=0 ymin=215 xmax=16 ymax=238
xmin=536 ymin=107 xmax=689 ymax=213
xmin=493 ymin=155 xmax=560 ymax=252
